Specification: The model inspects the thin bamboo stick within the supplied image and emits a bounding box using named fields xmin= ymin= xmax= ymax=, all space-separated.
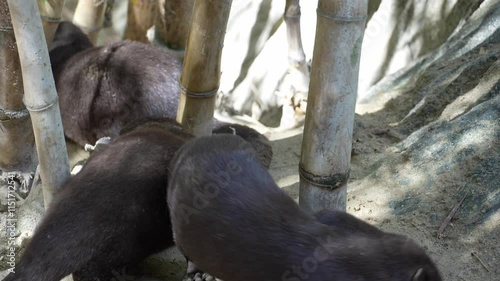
xmin=281 ymin=0 xmax=310 ymax=128
xmin=164 ymin=0 xmax=193 ymax=50
xmin=285 ymin=0 xmax=307 ymax=75
xmin=154 ymin=0 xmax=167 ymax=44
xmin=7 ymin=0 xmax=70 ymax=207
xmin=124 ymin=0 xmax=157 ymax=43
xmin=176 ymin=0 xmax=232 ymax=136
xmin=37 ymin=0 xmax=65 ymax=48
xmin=299 ymin=0 xmax=368 ymax=213
xmin=155 ymin=0 xmax=194 ymax=58
xmin=72 ymin=0 xmax=107 ymax=44
xmin=0 ymin=0 xmax=37 ymax=172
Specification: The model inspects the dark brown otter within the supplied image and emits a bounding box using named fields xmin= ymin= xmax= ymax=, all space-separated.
xmin=168 ymin=134 xmax=442 ymax=281
xmin=49 ymin=22 xmax=274 ymax=165
xmin=50 ymin=22 xmax=182 ymax=147
xmin=4 ymin=119 xmax=273 ymax=281
xmin=4 ymin=121 xmax=191 ymax=281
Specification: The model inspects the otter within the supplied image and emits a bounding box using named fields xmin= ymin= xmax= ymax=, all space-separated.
xmin=168 ymin=134 xmax=442 ymax=281
xmin=49 ymin=22 xmax=274 ymax=171
xmin=4 ymin=120 xmax=191 ymax=281
xmin=5 ymin=119 xmax=272 ymax=281
xmin=50 ymin=22 xmax=182 ymax=147
xmin=211 ymin=122 xmax=272 ymax=169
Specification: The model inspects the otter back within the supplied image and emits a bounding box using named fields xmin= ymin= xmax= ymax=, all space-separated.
xmin=50 ymin=22 xmax=181 ymax=147
xmin=168 ymin=134 xmax=442 ymax=281
xmin=4 ymin=121 xmax=190 ymax=281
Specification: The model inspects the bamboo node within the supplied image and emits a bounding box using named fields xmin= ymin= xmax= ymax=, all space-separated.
xmin=299 ymin=164 xmax=350 ymax=190
xmin=180 ymin=82 xmax=219 ymax=99
xmin=316 ymin=9 xmax=367 ymax=22
xmin=24 ymin=97 xmax=59 ymax=113
xmin=41 ymin=16 xmax=62 ymax=23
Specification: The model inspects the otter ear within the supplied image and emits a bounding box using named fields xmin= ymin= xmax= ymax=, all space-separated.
xmin=411 ymin=268 xmax=426 ymax=281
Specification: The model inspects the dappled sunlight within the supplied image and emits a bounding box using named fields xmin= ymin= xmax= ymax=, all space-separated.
xmin=348 ymin=153 xmax=438 ymax=218
xmin=439 ymin=61 xmax=499 ymax=121
xmin=276 ymin=174 xmax=299 ymax=188
xmin=456 ymin=121 xmax=497 ymax=150
xmin=266 ymin=126 xmax=303 ymax=142
xmin=465 ymin=211 xmax=500 ymax=243
xmin=346 ymin=179 xmax=393 ymax=221
xmin=355 ymin=89 xmax=404 ymax=114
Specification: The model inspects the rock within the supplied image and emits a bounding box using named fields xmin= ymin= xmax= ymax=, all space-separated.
xmin=347 ymin=2 xmax=499 ymax=280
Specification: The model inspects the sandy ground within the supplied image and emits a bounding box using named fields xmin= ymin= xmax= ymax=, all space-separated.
xmin=267 ymin=120 xmax=497 ymax=281
xmin=1 ymin=103 xmax=496 ymax=281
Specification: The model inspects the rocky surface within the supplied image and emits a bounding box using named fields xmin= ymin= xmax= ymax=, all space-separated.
xmin=270 ymin=1 xmax=499 ymax=280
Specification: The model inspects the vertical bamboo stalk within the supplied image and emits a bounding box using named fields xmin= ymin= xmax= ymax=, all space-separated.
xmin=37 ymin=0 xmax=65 ymax=48
xmin=73 ymin=0 xmax=107 ymax=44
xmin=124 ymin=0 xmax=157 ymax=43
xmin=164 ymin=0 xmax=194 ymax=50
xmin=7 ymin=0 xmax=70 ymax=207
xmin=155 ymin=0 xmax=194 ymax=57
xmin=154 ymin=0 xmax=167 ymax=44
xmin=285 ymin=0 xmax=308 ymax=87
xmin=0 ymin=0 xmax=37 ymax=173
xmin=282 ymin=0 xmax=310 ymax=128
xmin=299 ymin=0 xmax=367 ymax=213
xmin=176 ymin=0 xmax=232 ymax=136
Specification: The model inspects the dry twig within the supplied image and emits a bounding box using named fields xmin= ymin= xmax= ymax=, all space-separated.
xmin=471 ymin=251 xmax=490 ymax=272
xmin=437 ymin=194 xmax=467 ymax=238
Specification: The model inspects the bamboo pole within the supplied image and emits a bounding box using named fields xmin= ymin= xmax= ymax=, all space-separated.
xmin=299 ymin=0 xmax=368 ymax=213
xmin=281 ymin=0 xmax=310 ymax=128
xmin=154 ymin=0 xmax=166 ymax=44
xmin=72 ymin=0 xmax=107 ymax=44
xmin=176 ymin=0 xmax=232 ymax=136
xmin=155 ymin=0 xmax=194 ymax=58
xmin=285 ymin=0 xmax=309 ymax=92
xmin=0 ymin=1 xmax=37 ymax=173
xmin=7 ymin=0 xmax=70 ymax=207
xmin=163 ymin=0 xmax=193 ymax=50
xmin=37 ymin=0 xmax=65 ymax=49
xmin=124 ymin=0 xmax=157 ymax=43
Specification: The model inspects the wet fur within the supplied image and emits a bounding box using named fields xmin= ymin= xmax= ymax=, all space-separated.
xmin=168 ymin=135 xmax=442 ymax=281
